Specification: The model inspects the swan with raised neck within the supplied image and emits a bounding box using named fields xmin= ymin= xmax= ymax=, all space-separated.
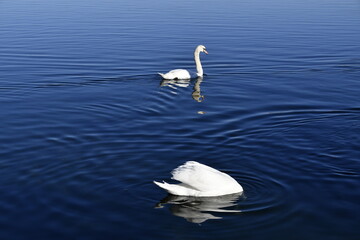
xmin=158 ymin=45 xmax=208 ymax=80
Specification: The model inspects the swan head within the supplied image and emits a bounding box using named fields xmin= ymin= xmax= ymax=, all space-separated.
xmin=196 ymin=45 xmax=208 ymax=54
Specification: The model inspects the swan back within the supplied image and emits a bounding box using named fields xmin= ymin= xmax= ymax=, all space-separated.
xmin=172 ymin=161 xmax=242 ymax=193
xmin=158 ymin=69 xmax=191 ymax=80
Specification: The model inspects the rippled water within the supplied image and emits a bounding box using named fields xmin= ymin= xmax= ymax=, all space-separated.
xmin=1 ymin=0 xmax=359 ymax=239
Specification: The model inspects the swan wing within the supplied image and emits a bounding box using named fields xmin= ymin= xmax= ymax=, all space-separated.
xmin=171 ymin=161 xmax=243 ymax=195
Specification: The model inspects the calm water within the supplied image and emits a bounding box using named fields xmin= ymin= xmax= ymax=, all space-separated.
xmin=1 ymin=0 xmax=360 ymax=239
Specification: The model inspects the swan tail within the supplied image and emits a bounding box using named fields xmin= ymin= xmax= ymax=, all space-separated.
xmin=153 ymin=181 xmax=198 ymax=196
xmin=158 ymin=73 xmax=166 ymax=79
xmin=153 ymin=181 xmax=177 ymax=194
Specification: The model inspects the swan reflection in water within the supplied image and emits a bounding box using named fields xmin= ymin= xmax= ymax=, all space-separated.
xmin=155 ymin=193 xmax=242 ymax=224
xmin=160 ymin=77 xmax=205 ymax=102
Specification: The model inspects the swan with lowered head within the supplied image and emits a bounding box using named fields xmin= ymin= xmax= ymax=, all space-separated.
xmin=158 ymin=45 xmax=208 ymax=80
xmin=154 ymin=161 xmax=243 ymax=197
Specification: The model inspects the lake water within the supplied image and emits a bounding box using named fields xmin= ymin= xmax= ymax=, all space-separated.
xmin=0 ymin=0 xmax=359 ymax=239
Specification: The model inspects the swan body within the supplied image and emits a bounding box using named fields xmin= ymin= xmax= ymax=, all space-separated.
xmin=158 ymin=45 xmax=208 ymax=80
xmin=154 ymin=161 xmax=243 ymax=197
xmin=158 ymin=69 xmax=192 ymax=80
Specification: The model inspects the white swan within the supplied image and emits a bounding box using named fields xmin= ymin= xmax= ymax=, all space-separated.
xmin=154 ymin=161 xmax=243 ymax=197
xmin=158 ymin=45 xmax=208 ymax=80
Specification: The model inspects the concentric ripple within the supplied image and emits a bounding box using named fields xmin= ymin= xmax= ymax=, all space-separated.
xmin=129 ymin=167 xmax=295 ymax=230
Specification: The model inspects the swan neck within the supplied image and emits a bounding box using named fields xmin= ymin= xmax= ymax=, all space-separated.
xmin=194 ymin=49 xmax=203 ymax=77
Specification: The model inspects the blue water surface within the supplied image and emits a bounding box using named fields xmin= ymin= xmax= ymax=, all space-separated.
xmin=0 ymin=0 xmax=359 ymax=239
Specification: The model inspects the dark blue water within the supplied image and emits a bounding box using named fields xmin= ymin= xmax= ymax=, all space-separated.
xmin=1 ymin=0 xmax=359 ymax=239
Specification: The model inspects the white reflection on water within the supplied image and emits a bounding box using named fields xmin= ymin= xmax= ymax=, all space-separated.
xmin=155 ymin=193 xmax=242 ymax=224
xmin=160 ymin=77 xmax=205 ymax=102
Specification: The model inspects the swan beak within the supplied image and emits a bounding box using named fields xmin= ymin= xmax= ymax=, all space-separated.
xmin=204 ymin=49 xmax=208 ymax=54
